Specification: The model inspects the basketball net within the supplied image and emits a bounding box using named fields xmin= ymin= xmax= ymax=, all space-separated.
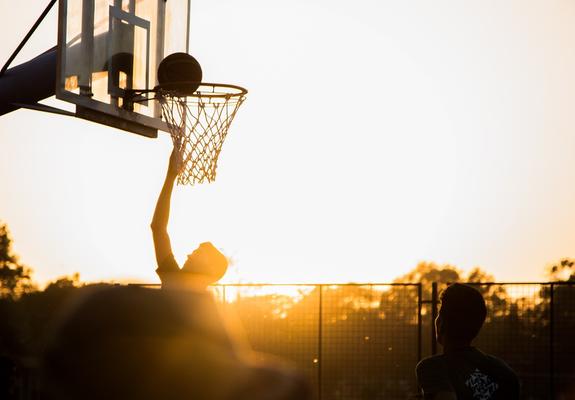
xmin=158 ymin=83 xmax=246 ymax=185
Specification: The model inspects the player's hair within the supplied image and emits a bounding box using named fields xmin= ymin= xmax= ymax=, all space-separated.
xmin=439 ymin=283 xmax=487 ymax=344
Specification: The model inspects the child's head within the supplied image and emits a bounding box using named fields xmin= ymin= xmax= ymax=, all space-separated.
xmin=436 ymin=283 xmax=487 ymax=346
xmin=182 ymin=242 xmax=229 ymax=285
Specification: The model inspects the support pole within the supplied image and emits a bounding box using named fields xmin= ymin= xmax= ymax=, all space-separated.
xmin=417 ymin=284 xmax=422 ymax=361
xmin=431 ymin=282 xmax=438 ymax=355
xmin=549 ymin=283 xmax=554 ymax=400
xmin=318 ymin=285 xmax=323 ymax=400
xmin=0 ymin=47 xmax=57 ymax=117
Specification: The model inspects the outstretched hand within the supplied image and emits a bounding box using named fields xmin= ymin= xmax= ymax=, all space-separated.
xmin=167 ymin=148 xmax=182 ymax=179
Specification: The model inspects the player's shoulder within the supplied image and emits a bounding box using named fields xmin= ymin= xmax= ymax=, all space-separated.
xmin=475 ymin=348 xmax=516 ymax=371
xmin=473 ymin=348 xmax=520 ymax=386
xmin=416 ymin=355 xmax=455 ymax=397
xmin=416 ymin=354 xmax=446 ymax=375
xmin=485 ymin=353 xmax=519 ymax=377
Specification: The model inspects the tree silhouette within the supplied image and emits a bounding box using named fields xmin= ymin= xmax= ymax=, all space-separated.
xmin=546 ymin=258 xmax=575 ymax=282
xmin=0 ymin=223 xmax=35 ymax=299
xmin=393 ymin=261 xmax=460 ymax=301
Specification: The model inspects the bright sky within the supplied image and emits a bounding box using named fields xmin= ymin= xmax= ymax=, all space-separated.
xmin=1 ymin=0 xmax=575 ymax=286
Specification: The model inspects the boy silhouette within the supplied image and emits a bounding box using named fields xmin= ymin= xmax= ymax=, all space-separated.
xmin=416 ymin=283 xmax=520 ymax=399
xmin=151 ymin=148 xmax=228 ymax=290
xmin=41 ymin=149 xmax=311 ymax=399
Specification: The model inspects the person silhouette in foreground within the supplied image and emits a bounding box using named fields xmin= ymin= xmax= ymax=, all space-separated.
xmin=416 ymin=283 xmax=520 ymax=400
xmin=41 ymin=149 xmax=311 ymax=399
xmin=41 ymin=286 xmax=310 ymax=400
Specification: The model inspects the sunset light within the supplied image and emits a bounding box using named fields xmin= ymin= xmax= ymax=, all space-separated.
xmin=1 ymin=1 xmax=575 ymax=398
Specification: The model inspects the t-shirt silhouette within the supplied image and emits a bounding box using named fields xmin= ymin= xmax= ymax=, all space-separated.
xmin=416 ymin=347 xmax=520 ymax=399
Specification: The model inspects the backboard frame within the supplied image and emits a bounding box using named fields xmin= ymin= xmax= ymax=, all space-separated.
xmin=55 ymin=0 xmax=191 ymax=137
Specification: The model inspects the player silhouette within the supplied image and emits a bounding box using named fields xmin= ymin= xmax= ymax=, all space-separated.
xmin=40 ymin=148 xmax=311 ymax=399
xmin=151 ymin=148 xmax=228 ymax=290
xmin=416 ymin=283 xmax=520 ymax=399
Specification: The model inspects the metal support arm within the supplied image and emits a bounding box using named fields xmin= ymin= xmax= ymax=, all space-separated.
xmin=0 ymin=0 xmax=58 ymax=76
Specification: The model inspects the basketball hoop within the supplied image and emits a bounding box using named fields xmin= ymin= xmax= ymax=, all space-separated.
xmin=156 ymin=82 xmax=247 ymax=185
xmin=121 ymin=53 xmax=247 ymax=185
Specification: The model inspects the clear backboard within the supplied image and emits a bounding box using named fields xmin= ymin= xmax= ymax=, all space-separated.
xmin=56 ymin=0 xmax=190 ymax=137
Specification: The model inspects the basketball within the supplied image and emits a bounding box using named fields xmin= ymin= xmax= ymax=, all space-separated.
xmin=157 ymin=53 xmax=203 ymax=95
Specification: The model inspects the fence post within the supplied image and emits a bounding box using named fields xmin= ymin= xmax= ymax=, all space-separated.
xmin=431 ymin=282 xmax=438 ymax=355
xmin=550 ymin=283 xmax=554 ymax=400
xmin=417 ymin=284 xmax=422 ymax=362
xmin=318 ymin=284 xmax=323 ymax=400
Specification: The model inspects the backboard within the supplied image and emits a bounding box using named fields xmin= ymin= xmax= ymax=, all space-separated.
xmin=56 ymin=0 xmax=190 ymax=137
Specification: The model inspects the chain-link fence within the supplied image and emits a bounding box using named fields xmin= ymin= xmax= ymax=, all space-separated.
xmin=218 ymin=282 xmax=574 ymax=400
xmin=217 ymin=284 xmax=422 ymax=399
xmin=5 ymin=282 xmax=574 ymax=399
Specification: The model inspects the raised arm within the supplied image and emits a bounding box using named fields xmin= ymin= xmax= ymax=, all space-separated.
xmin=151 ymin=149 xmax=180 ymax=266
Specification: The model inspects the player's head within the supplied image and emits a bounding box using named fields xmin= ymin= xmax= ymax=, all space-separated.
xmin=435 ymin=283 xmax=487 ymax=346
xmin=182 ymin=242 xmax=228 ymax=285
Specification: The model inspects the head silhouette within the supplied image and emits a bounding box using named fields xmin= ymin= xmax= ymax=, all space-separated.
xmin=435 ymin=283 xmax=487 ymax=347
xmin=182 ymin=242 xmax=228 ymax=285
